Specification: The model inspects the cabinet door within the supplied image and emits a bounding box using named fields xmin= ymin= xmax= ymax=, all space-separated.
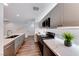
xmin=43 ymin=44 xmax=56 ymax=56
xmin=15 ymin=34 xmax=25 ymax=53
xmin=4 ymin=41 xmax=15 ymax=56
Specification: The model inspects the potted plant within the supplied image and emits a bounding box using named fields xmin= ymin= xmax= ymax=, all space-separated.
xmin=62 ymin=32 xmax=74 ymax=47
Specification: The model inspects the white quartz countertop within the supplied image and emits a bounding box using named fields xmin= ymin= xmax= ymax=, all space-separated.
xmin=4 ymin=39 xmax=15 ymax=47
xmin=4 ymin=33 xmax=25 ymax=46
xmin=43 ymin=37 xmax=79 ymax=56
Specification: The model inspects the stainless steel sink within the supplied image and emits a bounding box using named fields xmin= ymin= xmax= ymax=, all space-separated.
xmin=6 ymin=35 xmax=19 ymax=39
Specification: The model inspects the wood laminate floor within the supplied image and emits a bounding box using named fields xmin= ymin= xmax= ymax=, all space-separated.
xmin=16 ymin=36 xmax=41 ymax=56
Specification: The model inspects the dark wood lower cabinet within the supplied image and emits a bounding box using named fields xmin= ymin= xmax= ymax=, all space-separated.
xmin=43 ymin=43 xmax=56 ymax=56
xmin=36 ymin=35 xmax=57 ymax=56
xmin=38 ymin=41 xmax=43 ymax=56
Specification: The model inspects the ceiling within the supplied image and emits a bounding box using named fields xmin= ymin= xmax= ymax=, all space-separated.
xmin=4 ymin=3 xmax=53 ymax=23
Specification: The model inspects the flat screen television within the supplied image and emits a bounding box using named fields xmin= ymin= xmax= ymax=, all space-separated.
xmin=42 ymin=17 xmax=50 ymax=27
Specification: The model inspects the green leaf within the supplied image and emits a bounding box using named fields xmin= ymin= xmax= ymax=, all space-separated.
xmin=62 ymin=32 xmax=74 ymax=42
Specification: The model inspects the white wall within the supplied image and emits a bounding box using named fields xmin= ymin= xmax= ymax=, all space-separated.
xmin=4 ymin=20 xmax=35 ymax=37
xmin=13 ymin=21 xmax=35 ymax=36
xmin=0 ymin=4 xmax=3 ymax=55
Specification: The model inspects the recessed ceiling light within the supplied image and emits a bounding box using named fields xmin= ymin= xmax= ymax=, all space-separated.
xmin=3 ymin=3 xmax=8 ymax=6
xmin=16 ymin=14 xmax=20 ymax=16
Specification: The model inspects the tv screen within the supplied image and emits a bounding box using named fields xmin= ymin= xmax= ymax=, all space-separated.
xmin=42 ymin=17 xmax=50 ymax=27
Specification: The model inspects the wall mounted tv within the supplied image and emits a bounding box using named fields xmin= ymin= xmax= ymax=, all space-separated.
xmin=42 ymin=17 xmax=50 ymax=27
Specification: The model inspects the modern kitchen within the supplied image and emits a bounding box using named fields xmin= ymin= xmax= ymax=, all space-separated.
xmin=0 ymin=3 xmax=79 ymax=56
xmin=3 ymin=3 xmax=56 ymax=56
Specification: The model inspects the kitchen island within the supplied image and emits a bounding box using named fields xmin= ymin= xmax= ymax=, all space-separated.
xmin=4 ymin=33 xmax=25 ymax=56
